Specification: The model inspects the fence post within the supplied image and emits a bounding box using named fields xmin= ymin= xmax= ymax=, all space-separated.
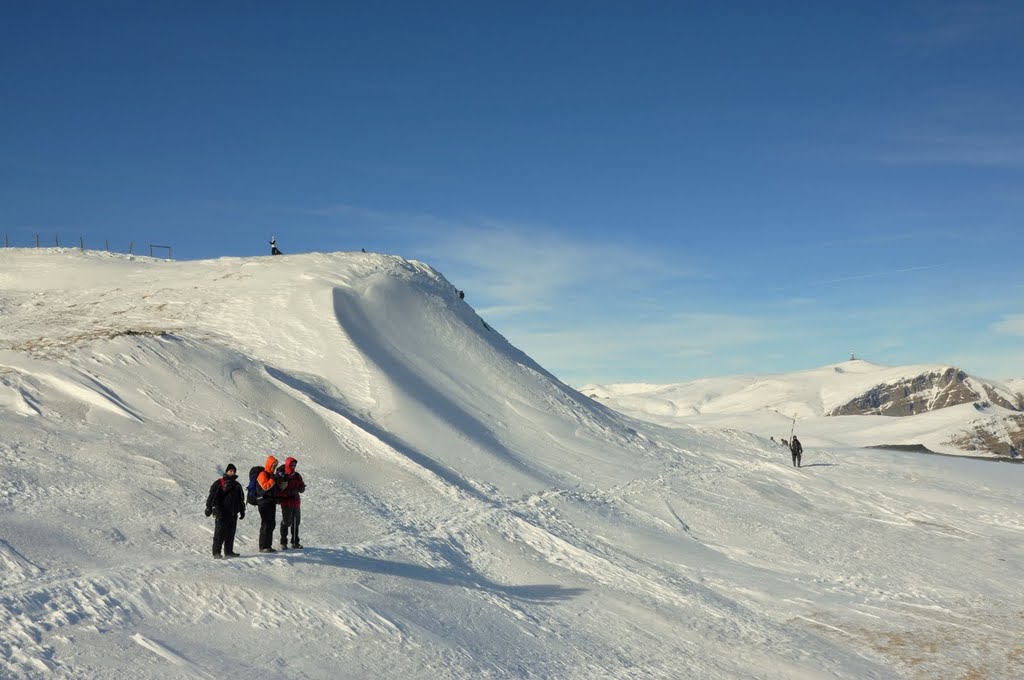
xmin=80 ymin=236 xmax=84 ymax=250
xmin=36 ymin=234 xmax=40 ymax=248
xmin=128 ymin=241 xmax=133 ymax=255
xmin=105 ymin=240 xmax=109 ymax=252
xmin=3 ymin=234 xmax=7 ymax=247
xmin=55 ymin=234 xmax=59 ymax=247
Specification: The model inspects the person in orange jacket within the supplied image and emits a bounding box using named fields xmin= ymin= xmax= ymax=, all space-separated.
xmin=255 ymin=456 xmax=285 ymax=553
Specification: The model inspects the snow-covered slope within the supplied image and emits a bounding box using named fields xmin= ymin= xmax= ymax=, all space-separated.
xmin=583 ymin=361 xmax=1024 ymax=457
xmin=2 ymin=249 xmax=1023 ymax=679
xmin=1007 ymin=378 xmax=1024 ymax=397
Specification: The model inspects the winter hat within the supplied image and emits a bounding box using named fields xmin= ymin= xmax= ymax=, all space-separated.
xmin=225 ymin=464 xmax=237 ymax=474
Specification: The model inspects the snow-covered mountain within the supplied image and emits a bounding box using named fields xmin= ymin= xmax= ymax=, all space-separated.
xmin=826 ymin=366 xmax=1021 ymax=416
xmin=582 ymin=360 xmax=1024 ymax=458
xmin=1007 ymin=377 xmax=1024 ymax=396
xmin=2 ymin=249 xmax=1023 ymax=679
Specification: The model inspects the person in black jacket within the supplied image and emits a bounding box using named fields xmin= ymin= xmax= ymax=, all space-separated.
xmin=790 ymin=436 xmax=803 ymax=468
xmin=205 ymin=463 xmax=245 ymax=559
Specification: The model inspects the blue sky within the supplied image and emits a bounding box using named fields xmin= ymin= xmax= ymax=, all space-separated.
xmin=3 ymin=2 xmax=1023 ymax=384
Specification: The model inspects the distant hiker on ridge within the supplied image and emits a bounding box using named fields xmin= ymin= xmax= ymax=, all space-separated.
xmin=270 ymin=236 xmax=282 ymax=256
xmin=205 ymin=463 xmax=245 ymax=559
xmin=790 ymin=436 xmax=803 ymax=468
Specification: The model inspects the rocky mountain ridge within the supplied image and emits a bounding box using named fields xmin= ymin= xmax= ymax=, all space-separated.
xmin=827 ymin=366 xmax=1023 ymax=417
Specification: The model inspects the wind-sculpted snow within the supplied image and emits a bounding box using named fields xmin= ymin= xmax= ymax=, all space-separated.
xmin=1 ymin=249 xmax=1022 ymax=679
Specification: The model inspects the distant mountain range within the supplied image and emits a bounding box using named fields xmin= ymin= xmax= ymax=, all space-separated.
xmin=581 ymin=360 xmax=1024 ymax=458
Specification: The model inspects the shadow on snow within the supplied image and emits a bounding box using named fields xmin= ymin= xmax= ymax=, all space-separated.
xmin=289 ymin=547 xmax=587 ymax=604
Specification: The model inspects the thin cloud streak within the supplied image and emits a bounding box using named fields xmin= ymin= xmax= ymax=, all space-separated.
xmin=806 ymin=263 xmax=946 ymax=287
xmin=876 ymin=135 xmax=1024 ymax=167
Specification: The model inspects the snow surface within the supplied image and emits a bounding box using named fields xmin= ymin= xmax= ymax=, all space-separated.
xmin=1 ymin=248 xmax=1022 ymax=679
xmin=581 ymin=362 xmax=1023 ymax=457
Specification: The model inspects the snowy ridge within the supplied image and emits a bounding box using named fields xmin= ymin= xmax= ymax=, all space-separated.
xmin=583 ymin=361 xmax=1024 ymax=457
xmin=585 ymin=360 xmax=1020 ymax=417
xmin=1 ymin=249 xmax=1023 ymax=679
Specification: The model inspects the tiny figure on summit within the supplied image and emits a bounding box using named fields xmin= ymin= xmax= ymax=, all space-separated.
xmin=270 ymin=236 xmax=282 ymax=256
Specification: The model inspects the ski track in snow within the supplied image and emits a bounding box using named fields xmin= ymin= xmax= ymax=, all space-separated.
xmin=0 ymin=250 xmax=1022 ymax=679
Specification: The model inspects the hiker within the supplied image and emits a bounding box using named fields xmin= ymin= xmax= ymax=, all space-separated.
xmin=276 ymin=456 xmax=306 ymax=550
xmin=255 ymin=456 xmax=283 ymax=553
xmin=270 ymin=236 xmax=282 ymax=256
xmin=790 ymin=436 xmax=803 ymax=468
xmin=205 ymin=464 xmax=245 ymax=559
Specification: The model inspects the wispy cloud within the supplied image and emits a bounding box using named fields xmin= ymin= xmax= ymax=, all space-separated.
xmin=890 ymin=2 xmax=1024 ymax=49
xmin=876 ymin=134 xmax=1024 ymax=168
xmin=509 ymin=312 xmax=792 ymax=384
xmin=305 ymin=203 xmax=1024 ymax=383
xmin=992 ymin=314 xmax=1024 ymax=336
xmin=420 ymin=221 xmax=697 ymax=315
xmin=806 ymin=263 xmax=947 ymax=287
xmin=310 ymin=203 xmax=700 ymax=320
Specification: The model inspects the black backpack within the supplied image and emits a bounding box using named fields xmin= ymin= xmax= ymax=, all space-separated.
xmin=246 ymin=465 xmax=264 ymax=506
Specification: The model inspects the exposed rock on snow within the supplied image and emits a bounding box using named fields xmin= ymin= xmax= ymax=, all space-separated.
xmin=827 ymin=367 xmax=1021 ymax=416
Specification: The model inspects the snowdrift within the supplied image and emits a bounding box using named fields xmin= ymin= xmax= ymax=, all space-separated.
xmin=1 ymin=249 xmax=1022 ymax=679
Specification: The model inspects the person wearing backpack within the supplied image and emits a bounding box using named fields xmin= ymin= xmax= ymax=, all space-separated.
xmin=254 ymin=456 xmax=284 ymax=553
xmin=276 ymin=456 xmax=306 ymax=550
xmin=790 ymin=436 xmax=803 ymax=468
xmin=205 ymin=463 xmax=245 ymax=559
